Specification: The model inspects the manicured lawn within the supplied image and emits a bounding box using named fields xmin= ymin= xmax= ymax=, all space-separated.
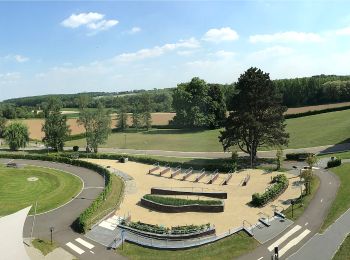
xmin=67 ymin=109 xmax=350 ymax=151
xmin=333 ymin=234 xmax=350 ymax=260
xmin=319 ymin=151 xmax=350 ymax=159
xmin=32 ymin=239 xmax=57 ymax=255
xmin=283 ymin=176 xmax=320 ymax=221
xmin=0 ymin=164 xmax=82 ymax=215
xmin=117 ymin=231 xmax=259 ymax=260
xmin=321 ymin=163 xmax=350 ymax=231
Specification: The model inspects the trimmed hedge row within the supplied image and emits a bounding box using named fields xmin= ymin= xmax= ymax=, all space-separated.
xmin=285 ymin=105 xmax=350 ymax=119
xmin=0 ymin=153 xmax=113 ymax=233
xmin=327 ymin=158 xmax=342 ymax=168
xmin=285 ymin=152 xmax=314 ymax=161
xmin=143 ymin=194 xmax=222 ymax=206
xmin=121 ymin=220 xmax=211 ymax=235
xmin=251 ymin=174 xmax=289 ymax=207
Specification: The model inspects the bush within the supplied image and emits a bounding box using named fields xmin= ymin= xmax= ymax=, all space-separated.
xmin=143 ymin=195 xmax=222 ymax=206
xmin=286 ymin=152 xmax=314 ymax=161
xmin=251 ymin=174 xmax=288 ymax=207
xmin=327 ymin=158 xmax=342 ymax=168
xmin=73 ymin=146 xmax=79 ymax=152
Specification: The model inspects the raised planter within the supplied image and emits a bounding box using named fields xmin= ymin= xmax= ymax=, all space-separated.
xmin=141 ymin=197 xmax=224 ymax=213
xmin=118 ymin=223 xmax=216 ymax=240
xmin=151 ymin=187 xmax=227 ymax=199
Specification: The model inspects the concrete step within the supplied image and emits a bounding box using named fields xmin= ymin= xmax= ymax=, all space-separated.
xmin=259 ymin=218 xmax=271 ymax=227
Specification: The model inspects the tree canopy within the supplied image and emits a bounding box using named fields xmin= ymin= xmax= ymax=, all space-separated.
xmin=220 ymin=67 xmax=289 ymax=164
xmin=4 ymin=122 xmax=29 ymax=151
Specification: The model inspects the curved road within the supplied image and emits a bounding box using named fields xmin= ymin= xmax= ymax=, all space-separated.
xmin=0 ymin=158 xmax=124 ymax=260
xmin=238 ymin=161 xmax=340 ymax=260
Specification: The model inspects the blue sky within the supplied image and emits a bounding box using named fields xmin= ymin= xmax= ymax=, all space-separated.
xmin=1 ymin=1 xmax=350 ymax=100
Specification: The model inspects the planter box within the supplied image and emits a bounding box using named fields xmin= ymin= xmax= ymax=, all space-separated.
xmin=151 ymin=187 xmax=227 ymax=199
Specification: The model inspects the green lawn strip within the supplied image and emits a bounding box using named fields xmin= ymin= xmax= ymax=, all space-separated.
xmin=282 ymin=175 xmax=320 ymax=221
xmin=143 ymin=195 xmax=222 ymax=206
xmin=32 ymin=239 xmax=57 ymax=256
xmin=67 ymin=109 xmax=350 ymax=151
xmin=117 ymin=231 xmax=259 ymax=260
xmin=0 ymin=164 xmax=82 ymax=215
xmin=85 ymin=174 xmax=124 ymax=228
xmin=318 ymin=151 xmax=350 ymax=159
xmin=321 ymin=163 xmax=350 ymax=232
xmin=333 ymin=234 xmax=350 ymax=260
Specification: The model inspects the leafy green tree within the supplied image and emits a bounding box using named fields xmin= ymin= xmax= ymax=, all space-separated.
xmin=115 ymin=97 xmax=128 ymax=131
xmin=220 ymin=67 xmax=289 ymax=166
xmin=0 ymin=117 xmax=7 ymax=138
xmin=306 ymin=154 xmax=318 ymax=168
xmin=131 ymin=98 xmax=142 ymax=130
xmin=276 ymin=147 xmax=283 ymax=170
xmin=78 ymin=104 xmax=111 ymax=153
xmin=141 ymin=93 xmax=153 ymax=130
xmin=4 ymin=122 xmax=29 ymax=151
xmin=172 ymin=77 xmax=226 ymax=128
xmin=300 ymin=169 xmax=313 ymax=195
xmin=42 ymin=98 xmax=70 ymax=151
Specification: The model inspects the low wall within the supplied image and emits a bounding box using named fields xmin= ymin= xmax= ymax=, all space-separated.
xmin=141 ymin=198 xmax=224 ymax=213
xmin=151 ymin=187 xmax=227 ymax=199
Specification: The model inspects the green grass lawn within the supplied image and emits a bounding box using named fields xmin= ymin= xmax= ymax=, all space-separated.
xmin=66 ymin=109 xmax=350 ymax=152
xmin=0 ymin=164 xmax=82 ymax=215
xmin=283 ymin=176 xmax=320 ymax=221
xmin=117 ymin=231 xmax=258 ymax=260
xmin=321 ymin=163 xmax=350 ymax=231
xmin=32 ymin=239 xmax=57 ymax=256
xmin=333 ymin=234 xmax=350 ymax=260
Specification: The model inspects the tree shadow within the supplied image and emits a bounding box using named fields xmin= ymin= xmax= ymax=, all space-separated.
xmin=319 ymin=137 xmax=350 ymax=154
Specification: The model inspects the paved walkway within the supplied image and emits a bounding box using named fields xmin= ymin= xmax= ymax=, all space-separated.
xmin=238 ymin=161 xmax=340 ymax=260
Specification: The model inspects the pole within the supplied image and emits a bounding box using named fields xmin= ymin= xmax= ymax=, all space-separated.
xmin=124 ymin=134 xmax=126 ymax=148
xmin=103 ymin=173 xmax=106 ymax=201
xmin=250 ymin=141 xmax=253 ymax=169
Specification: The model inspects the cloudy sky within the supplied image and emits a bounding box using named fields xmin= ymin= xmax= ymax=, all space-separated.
xmin=1 ymin=1 xmax=350 ymax=100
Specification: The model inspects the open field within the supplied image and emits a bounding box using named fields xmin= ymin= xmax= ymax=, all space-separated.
xmin=321 ymin=163 xmax=350 ymax=231
xmin=285 ymin=101 xmax=350 ymax=114
xmin=117 ymin=231 xmax=258 ymax=260
xmin=84 ymin=159 xmax=300 ymax=234
xmin=0 ymin=164 xmax=82 ymax=215
xmin=67 ymin=109 xmax=350 ymax=151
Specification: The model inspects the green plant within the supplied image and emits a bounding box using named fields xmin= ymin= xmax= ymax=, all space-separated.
xmin=285 ymin=152 xmax=314 ymax=161
xmin=73 ymin=146 xmax=79 ymax=152
xmin=143 ymin=195 xmax=222 ymax=206
xmin=327 ymin=158 xmax=342 ymax=168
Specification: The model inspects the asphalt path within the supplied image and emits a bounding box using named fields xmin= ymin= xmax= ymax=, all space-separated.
xmin=0 ymin=158 xmax=125 ymax=260
xmin=237 ymin=161 xmax=340 ymax=260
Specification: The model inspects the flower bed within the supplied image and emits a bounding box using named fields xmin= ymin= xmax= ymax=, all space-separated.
xmin=251 ymin=174 xmax=289 ymax=207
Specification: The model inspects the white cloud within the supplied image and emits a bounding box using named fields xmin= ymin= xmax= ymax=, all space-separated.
xmin=128 ymin=27 xmax=141 ymax=34
xmin=115 ymin=37 xmax=200 ymax=62
xmin=203 ymin=27 xmax=239 ymax=42
xmin=14 ymin=55 xmax=29 ymax=63
xmin=213 ymin=50 xmax=236 ymax=58
xmin=0 ymin=72 xmax=21 ymax=84
xmin=249 ymin=46 xmax=294 ymax=60
xmin=61 ymin=12 xmax=118 ymax=34
xmin=249 ymin=31 xmax=323 ymax=43
xmin=335 ymin=26 xmax=350 ymax=36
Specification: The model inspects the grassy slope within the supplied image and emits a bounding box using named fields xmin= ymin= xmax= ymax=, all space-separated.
xmin=32 ymin=239 xmax=57 ymax=256
xmin=333 ymin=234 xmax=350 ymax=260
xmin=117 ymin=231 xmax=258 ymax=260
xmin=321 ymin=163 xmax=350 ymax=231
xmin=0 ymin=164 xmax=82 ymax=215
xmin=66 ymin=109 xmax=350 ymax=151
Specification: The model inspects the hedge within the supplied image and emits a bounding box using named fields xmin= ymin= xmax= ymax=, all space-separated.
xmin=285 ymin=105 xmax=350 ymax=119
xmin=327 ymin=158 xmax=342 ymax=168
xmin=121 ymin=220 xmax=211 ymax=235
xmin=143 ymin=195 xmax=222 ymax=206
xmin=0 ymin=153 xmax=113 ymax=233
xmin=285 ymin=152 xmax=314 ymax=161
xmin=251 ymin=174 xmax=289 ymax=207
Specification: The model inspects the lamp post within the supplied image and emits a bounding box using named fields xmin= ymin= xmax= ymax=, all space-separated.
xmin=293 ymin=166 xmax=304 ymax=205
xmin=50 ymin=226 xmax=54 ymax=245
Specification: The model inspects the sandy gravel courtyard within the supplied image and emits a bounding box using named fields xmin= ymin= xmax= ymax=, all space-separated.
xmin=85 ymin=159 xmax=301 ymax=234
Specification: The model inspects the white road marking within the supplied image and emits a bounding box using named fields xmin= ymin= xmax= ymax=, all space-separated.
xmin=329 ymin=182 xmax=332 ymax=185
xmin=257 ymin=257 xmax=264 ymax=260
xmin=90 ymin=251 xmax=95 ymax=254
xmin=268 ymin=225 xmax=302 ymax=251
xmin=279 ymin=229 xmax=311 ymax=257
xmin=321 ymin=199 xmax=323 ymax=203
xmin=66 ymin=242 xmax=85 ymax=255
xmin=305 ymin=222 xmax=308 ymax=226
xmin=75 ymin=238 xmax=94 ymax=249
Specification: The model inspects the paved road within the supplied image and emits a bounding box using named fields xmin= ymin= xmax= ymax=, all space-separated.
xmin=0 ymin=158 xmax=125 ymax=260
xmin=238 ymin=161 xmax=340 ymax=260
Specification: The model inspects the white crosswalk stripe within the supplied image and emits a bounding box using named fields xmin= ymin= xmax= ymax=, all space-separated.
xmin=75 ymin=238 xmax=95 ymax=249
xmin=279 ymin=229 xmax=311 ymax=256
xmin=66 ymin=242 xmax=85 ymax=255
xmin=268 ymin=225 xmax=302 ymax=251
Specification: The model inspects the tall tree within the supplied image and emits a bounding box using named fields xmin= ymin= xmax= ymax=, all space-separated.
xmin=4 ymin=122 xmax=29 ymax=151
xmin=115 ymin=98 xmax=128 ymax=131
xmin=131 ymin=98 xmax=142 ymax=130
xmin=141 ymin=93 xmax=153 ymax=130
xmin=78 ymin=103 xmax=111 ymax=153
xmin=0 ymin=116 xmax=7 ymax=138
xmin=42 ymin=98 xmax=71 ymax=151
xmin=220 ymin=67 xmax=289 ymax=166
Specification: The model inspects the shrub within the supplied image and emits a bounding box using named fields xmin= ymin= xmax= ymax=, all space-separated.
xmin=143 ymin=195 xmax=222 ymax=206
xmin=251 ymin=174 xmax=288 ymax=207
xmin=73 ymin=146 xmax=79 ymax=152
xmin=286 ymin=152 xmax=314 ymax=161
xmin=327 ymin=158 xmax=342 ymax=168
